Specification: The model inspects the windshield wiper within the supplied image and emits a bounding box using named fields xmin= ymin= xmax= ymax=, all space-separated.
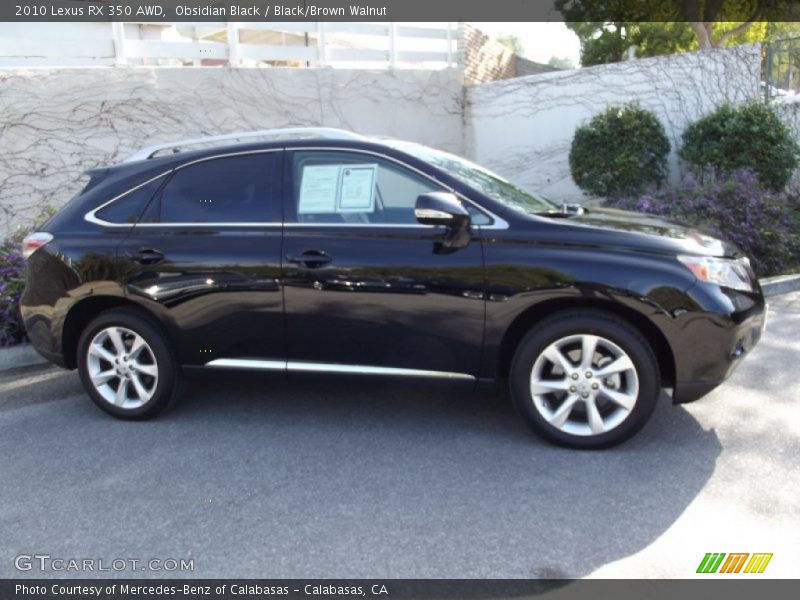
xmin=534 ymin=203 xmax=585 ymax=218
xmin=561 ymin=203 xmax=585 ymax=215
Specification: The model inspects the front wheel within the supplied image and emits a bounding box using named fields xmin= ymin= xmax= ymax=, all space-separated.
xmin=77 ymin=308 xmax=182 ymax=420
xmin=510 ymin=311 xmax=660 ymax=449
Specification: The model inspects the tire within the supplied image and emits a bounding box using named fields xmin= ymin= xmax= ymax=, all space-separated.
xmin=77 ymin=308 xmax=182 ymax=420
xmin=510 ymin=310 xmax=660 ymax=449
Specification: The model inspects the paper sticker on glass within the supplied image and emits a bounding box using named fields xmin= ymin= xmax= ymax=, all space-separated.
xmin=337 ymin=165 xmax=377 ymax=212
xmin=297 ymin=163 xmax=377 ymax=214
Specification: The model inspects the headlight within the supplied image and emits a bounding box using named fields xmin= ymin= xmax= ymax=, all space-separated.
xmin=677 ymin=255 xmax=754 ymax=292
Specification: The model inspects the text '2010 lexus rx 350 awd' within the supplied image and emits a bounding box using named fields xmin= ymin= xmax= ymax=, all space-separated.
xmin=21 ymin=128 xmax=766 ymax=448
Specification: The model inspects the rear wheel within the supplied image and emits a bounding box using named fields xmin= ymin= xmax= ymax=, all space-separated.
xmin=77 ymin=308 xmax=181 ymax=419
xmin=510 ymin=311 xmax=660 ymax=449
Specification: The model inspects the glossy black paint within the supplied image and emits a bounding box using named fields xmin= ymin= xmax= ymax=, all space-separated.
xmin=21 ymin=138 xmax=766 ymax=404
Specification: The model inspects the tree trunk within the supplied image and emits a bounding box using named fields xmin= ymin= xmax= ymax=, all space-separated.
xmin=689 ymin=22 xmax=714 ymax=49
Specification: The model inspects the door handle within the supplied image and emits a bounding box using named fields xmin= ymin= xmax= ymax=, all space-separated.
xmin=132 ymin=248 xmax=165 ymax=266
xmin=286 ymin=250 xmax=332 ymax=268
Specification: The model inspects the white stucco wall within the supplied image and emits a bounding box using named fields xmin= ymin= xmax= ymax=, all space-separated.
xmin=0 ymin=46 xmax=767 ymax=233
xmin=0 ymin=67 xmax=464 ymax=232
xmin=465 ymin=45 xmax=762 ymax=203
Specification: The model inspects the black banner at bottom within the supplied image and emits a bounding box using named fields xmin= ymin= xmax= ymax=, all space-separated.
xmin=2 ymin=580 xmax=799 ymax=600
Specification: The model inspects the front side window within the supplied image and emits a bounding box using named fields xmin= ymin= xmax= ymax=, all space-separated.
xmin=143 ymin=153 xmax=281 ymax=224
xmin=289 ymin=151 xmax=450 ymax=225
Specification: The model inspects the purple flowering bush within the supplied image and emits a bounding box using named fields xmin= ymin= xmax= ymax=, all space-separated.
xmin=0 ymin=236 xmax=28 ymax=346
xmin=607 ymin=169 xmax=800 ymax=277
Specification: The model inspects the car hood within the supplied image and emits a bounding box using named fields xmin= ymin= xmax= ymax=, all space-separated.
xmin=560 ymin=206 xmax=741 ymax=258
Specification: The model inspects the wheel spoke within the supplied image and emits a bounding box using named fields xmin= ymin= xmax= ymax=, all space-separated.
xmin=132 ymin=362 xmax=157 ymax=377
xmin=91 ymin=369 xmax=117 ymax=386
xmin=594 ymin=355 xmax=634 ymax=378
xmin=599 ymin=386 xmax=637 ymax=411
xmin=580 ymin=335 xmax=599 ymax=370
xmin=543 ymin=343 xmax=573 ymax=373
xmin=89 ymin=343 xmax=116 ymax=364
xmin=114 ymin=379 xmax=129 ymax=406
xmin=107 ymin=328 xmax=126 ymax=355
xmin=129 ymin=334 xmax=147 ymax=359
xmin=549 ymin=394 xmax=580 ymax=428
xmin=531 ymin=376 xmax=570 ymax=395
xmin=130 ymin=374 xmax=150 ymax=402
xmin=585 ymin=398 xmax=606 ymax=434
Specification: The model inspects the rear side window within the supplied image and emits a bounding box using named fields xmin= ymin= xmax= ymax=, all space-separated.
xmin=144 ymin=153 xmax=281 ymax=224
xmin=95 ymin=175 xmax=166 ymax=224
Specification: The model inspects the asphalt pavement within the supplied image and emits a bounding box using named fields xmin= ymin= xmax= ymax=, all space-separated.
xmin=1 ymin=292 xmax=798 ymax=579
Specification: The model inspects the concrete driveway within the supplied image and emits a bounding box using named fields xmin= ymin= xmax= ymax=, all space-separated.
xmin=1 ymin=292 xmax=798 ymax=579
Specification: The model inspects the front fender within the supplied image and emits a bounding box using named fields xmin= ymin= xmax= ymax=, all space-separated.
xmin=479 ymin=238 xmax=701 ymax=380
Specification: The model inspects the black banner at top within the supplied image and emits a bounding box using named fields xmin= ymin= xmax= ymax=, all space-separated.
xmin=4 ymin=0 xmax=800 ymax=22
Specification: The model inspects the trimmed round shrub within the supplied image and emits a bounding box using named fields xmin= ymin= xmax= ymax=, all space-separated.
xmin=606 ymin=169 xmax=800 ymax=276
xmin=569 ymin=103 xmax=670 ymax=197
xmin=679 ymin=102 xmax=799 ymax=191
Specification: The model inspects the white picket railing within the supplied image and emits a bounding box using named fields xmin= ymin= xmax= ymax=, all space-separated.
xmin=0 ymin=22 xmax=459 ymax=69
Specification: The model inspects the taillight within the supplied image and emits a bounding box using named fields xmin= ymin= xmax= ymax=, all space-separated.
xmin=21 ymin=232 xmax=53 ymax=259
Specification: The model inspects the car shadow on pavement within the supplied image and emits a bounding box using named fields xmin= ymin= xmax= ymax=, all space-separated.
xmin=0 ymin=367 xmax=721 ymax=579
xmin=156 ymin=371 xmax=723 ymax=578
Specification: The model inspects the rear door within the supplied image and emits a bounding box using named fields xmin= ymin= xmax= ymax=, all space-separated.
xmin=281 ymin=148 xmax=487 ymax=378
xmin=116 ymin=150 xmax=285 ymax=367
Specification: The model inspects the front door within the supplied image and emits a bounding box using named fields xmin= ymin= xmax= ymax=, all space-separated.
xmin=117 ymin=150 xmax=285 ymax=367
xmin=281 ymin=149 xmax=485 ymax=378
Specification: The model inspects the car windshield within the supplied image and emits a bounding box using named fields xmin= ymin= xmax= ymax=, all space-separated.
xmin=394 ymin=142 xmax=556 ymax=214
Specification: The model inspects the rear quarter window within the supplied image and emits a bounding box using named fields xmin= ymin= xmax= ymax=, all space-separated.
xmin=94 ymin=175 xmax=166 ymax=224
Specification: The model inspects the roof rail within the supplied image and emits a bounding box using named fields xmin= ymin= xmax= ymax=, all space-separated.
xmin=123 ymin=127 xmax=365 ymax=163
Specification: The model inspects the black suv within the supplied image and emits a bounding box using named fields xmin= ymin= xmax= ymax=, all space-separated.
xmin=21 ymin=128 xmax=766 ymax=448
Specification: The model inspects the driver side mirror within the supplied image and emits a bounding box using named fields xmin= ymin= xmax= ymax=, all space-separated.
xmin=414 ymin=192 xmax=470 ymax=228
xmin=415 ymin=192 xmax=471 ymax=251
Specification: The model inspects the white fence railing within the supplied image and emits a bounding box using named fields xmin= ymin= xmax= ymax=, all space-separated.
xmin=0 ymin=22 xmax=460 ymax=69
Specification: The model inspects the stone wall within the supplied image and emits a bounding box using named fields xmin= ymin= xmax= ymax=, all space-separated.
xmin=465 ymin=44 xmax=763 ymax=203
xmin=0 ymin=67 xmax=463 ymax=232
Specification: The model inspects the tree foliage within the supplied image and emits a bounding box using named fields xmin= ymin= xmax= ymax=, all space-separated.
xmin=548 ymin=55 xmax=576 ymax=69
xmin=556 ymin=0 xmax=777 ymax=66
xmin=569 ymin=103 xmax=671 ymax=197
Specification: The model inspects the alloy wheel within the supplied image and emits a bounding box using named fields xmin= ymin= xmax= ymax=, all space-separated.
xmin=529 ymin=334 xmax=639 ymax=436
xmin=86 ymin=326 xmax=159 ymax=409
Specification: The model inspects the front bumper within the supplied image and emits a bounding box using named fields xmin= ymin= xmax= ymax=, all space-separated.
xmin=672 ymin=299 xmax=766 ymax=403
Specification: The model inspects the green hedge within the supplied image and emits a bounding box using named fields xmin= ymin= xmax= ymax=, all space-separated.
xmin=569 ymin=103 xmax=670 ymax=197
xmin=679 ymin=102 xmax=799 ymax=191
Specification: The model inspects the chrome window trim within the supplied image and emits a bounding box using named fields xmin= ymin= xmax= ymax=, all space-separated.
xmin=85 ymin=146 xmax=510 ymax=230
xmin=205 ymin=358 xmax=475 ymax=380
xmin=84 ymin=170 xmax=172 ymax=228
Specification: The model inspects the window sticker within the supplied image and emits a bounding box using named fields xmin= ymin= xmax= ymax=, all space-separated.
xmin=298 ymin=165 xmax=341 ymax=214
xmin=338 ymin=165 xmax=377 ymax=213
xmin=298 ymin=163 xmax=377 ymax=214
